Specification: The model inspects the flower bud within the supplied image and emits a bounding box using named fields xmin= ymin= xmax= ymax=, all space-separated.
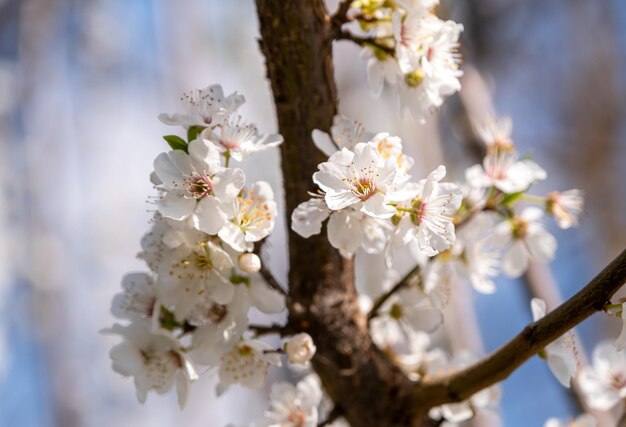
xmin=285 ymin=333 xmax=316 ymax=365
xmin=238 ymin=253 xmax=261 ymax=273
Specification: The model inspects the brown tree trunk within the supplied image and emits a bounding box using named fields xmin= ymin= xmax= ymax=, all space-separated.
xmin=255 ymin=1 xmax=425 ymax=426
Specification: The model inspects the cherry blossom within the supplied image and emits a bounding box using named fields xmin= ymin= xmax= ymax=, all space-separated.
xmin=252 ymin=376 xmax=323 ymax=427
xmin=153 ymin=139 xmax=245 ymax=234
xmin=578 ymin=340 xmax=626 ymax=411
xmin=547 ymin=189 xmax=585 ymax=229
xmin=105 ymin=321 xmax=197 ymax=408
xmin=218 ymin=340 xmax=282 ymax=391
xmin=159 ymin=84 xmax=244 ymax=128
xmin=203 ymin=115 xmax=283 ymax=162
xmin=492 ymin=208 xmax=556 ymax=278
xmin=218 ymin=181 xmax=277 ymax=252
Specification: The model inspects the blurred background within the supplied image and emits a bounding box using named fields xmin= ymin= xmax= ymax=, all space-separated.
xmin=0 ymin=0 xmax=624 ymax=426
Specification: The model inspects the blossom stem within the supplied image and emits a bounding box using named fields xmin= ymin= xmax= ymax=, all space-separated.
xmin=318 ymin=405 xmax=343 ymax=427
xmin=336 ymin=29 xmax=395 ymax=56
xmin=520 ymin=194 xmax=545 ymax=204
xmin=367 ymin=265 xmax=421 ymax=322
xmin=249 ymin=323 xmax=290 ymax=337
xmin=604 ymin=303 xmax=623 ymax=311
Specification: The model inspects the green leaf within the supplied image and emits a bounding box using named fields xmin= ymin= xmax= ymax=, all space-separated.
xmin=163 ymin=135 xmax=188 ymax=152
xmin=187 ymin=126 xmax=202 ymax=142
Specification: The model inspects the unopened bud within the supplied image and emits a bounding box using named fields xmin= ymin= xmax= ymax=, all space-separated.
xmin=238 ymin=253 xmax=261 ymax=273
xmin=285 ymin=333 xmax=316 ymax=365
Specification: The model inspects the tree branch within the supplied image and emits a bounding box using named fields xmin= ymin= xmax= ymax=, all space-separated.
xmin=412 ymin=248 xmax=626 ymax=408
xmin=331 ymin=0 xmax=353 ymax=31
xmin=368 ymin=265 xmax=421 ymax=321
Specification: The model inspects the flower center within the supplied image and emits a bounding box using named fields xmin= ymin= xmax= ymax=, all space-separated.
xmin=404 ymin=69 xmax=425 ymax=88
xmin=611 ymin=372 xmax=626 ymax=390
xmin=208 ymin=304 xmax=228 ymax=324
xmin=194 ymin=253 xmax=213 ymax=270
xmin=238 ymin=190 xmax=271 ymax=230
xmin=352 ymin=177 xmax=377 ymax=201
xmin=185 ymin=172 xmax=213 ymax=199
xmin=287 ymin=410 xmax=307 ymax=427
xmin=512 ymin=218 xmax=528 ymax=239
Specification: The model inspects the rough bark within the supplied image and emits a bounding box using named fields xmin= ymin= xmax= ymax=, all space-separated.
xmin=255 ymin=2 xmax=424 ymax=426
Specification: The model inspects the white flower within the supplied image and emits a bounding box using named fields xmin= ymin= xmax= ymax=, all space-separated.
xmin=493 ymin=208 xmax=556 ymax=278
xmin=326 ymin=208 xmax=392 ymax=257
xmin=547 ymin=190 xmax=584 ymax=229
xmin=203 ymin=116 xmax=282 ymax=162
xmin=218 ymin=340 xmax=282 ymax=391
xmin=158 ymin=84 xmax=244 ymax=128
xmin=313 ymin=142 xmax=401 ymax=218
xmin=291 ymin=197 xmax=331 ymax=238
xmin=363 ymin=48 xmax=402 ymax=97
xmin=387 ymin=165 xmax=462 ymax=261
xmin=615 ymin=302 xmax=626 ymax=351
xmin=285 ymin=333 xmax=317 ymax=365
xmin=544 ymin=414 xmax=597 ymax=427
xmin=105 ymin=321 xmax=198 ymax=408
xmin=456 ymin=213 xmax=500 ymax=294
xmin=238 ymin=252 xmax=261 ymax=273
xmin=465 ymin=152 xmax=546 ymax=194
xmin=312 ymin=115 xmax=372 ymax=157
xmin=531 ymin=298 xmax=577 ymax=388
xmin=371 ymin=132 xmax=414 ymax=173
xmin=157 ymin=238 xmax=235 ymax=318
xmin=578 ymin=340 xmax=626 ymax=410
xmin=474 ymin=115 xmax=514 ymax=149
xmin=218 ymin=181 xmax=277 ymax=252
xmin=252 ymin=376 xmax=323 ymax=427
xmin=394 ymin=12 xmax=463 ymax=122
xmin=112 ymin=273 xmax=158 ymax=321
xmin=153 ymin=139 xmax=245 ymax=234
xmin=189 ymin=287 xmax=250 ymax=366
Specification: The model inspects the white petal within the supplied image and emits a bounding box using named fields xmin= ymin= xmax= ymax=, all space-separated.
xmin=327 ymin=210 xmax=363 ymax=258
xmin=212 ymin=168 xmax=246 ymax=200
xmin=502 ymin=240 xmax=528 ymax=277
xmin=158 ymin=190 xmax=195 ymax=220
xmin=194 ymin=196 xmax=227 ymax=234
xmin=312 ymin=129 xmax=337 ymax=157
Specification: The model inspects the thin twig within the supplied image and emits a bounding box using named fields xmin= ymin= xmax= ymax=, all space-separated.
xmin=331 ymin=0 xmax=353 ymax=30
xmin=336 ymin=29 xmax=395 ymax=55
xmin=412 ymin=248 xmax=626 ymax=408
xmin=318 ymin=405 xmax=343 ymax=427
xmin=249 ymin=323 xmax=290 ymax=337
xmin=260 ymin=263 xmax=288 ymax=296
xmin=367 ymin=265 xmax=422 ymax=321
xmin=254 ymin=240 xmax=288 ymax=296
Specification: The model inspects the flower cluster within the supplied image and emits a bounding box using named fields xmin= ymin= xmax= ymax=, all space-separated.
xmin=290 ymin=112 xmax=586 ymax=425
xmin=343 ymin=0 xmax=463 ymax=121
xmin=105 ymin=84 xmax=311 ymax=408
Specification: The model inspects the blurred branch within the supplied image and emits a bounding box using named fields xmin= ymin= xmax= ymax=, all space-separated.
xmin=331 ymin=0 xmax=352 ymax=30
xmin=367 ymin=265 xmax=421 ymax=322
xmin=412 ymin=248 xmax=626 ymax=407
